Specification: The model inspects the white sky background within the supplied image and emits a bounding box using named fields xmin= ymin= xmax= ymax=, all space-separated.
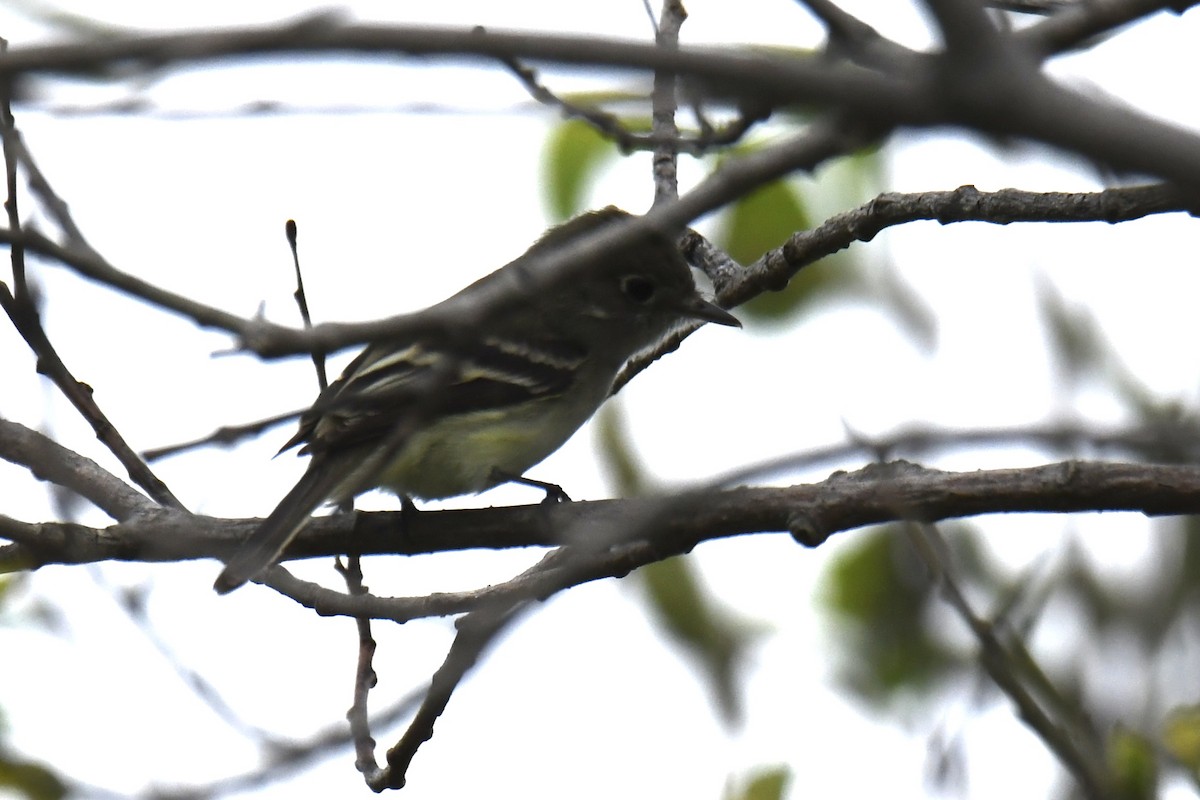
xmin=1 ymin=2 xmax=1200 ymax=799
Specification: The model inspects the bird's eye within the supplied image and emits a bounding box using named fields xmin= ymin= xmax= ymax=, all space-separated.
xmin=620 ymin=275 xmax=656 ymax=304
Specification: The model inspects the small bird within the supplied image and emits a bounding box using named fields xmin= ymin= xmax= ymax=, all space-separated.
xmin=214 ymin=207 xmax=739 ymax=593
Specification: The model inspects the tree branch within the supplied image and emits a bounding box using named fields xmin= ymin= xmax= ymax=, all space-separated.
xmin=8 ymin=459 xmax=1200 ymax=597
xmin=0 ymin=418 xmax=154 ymax=521
xmin=720 ymin=183 xmax=1198 ymax=308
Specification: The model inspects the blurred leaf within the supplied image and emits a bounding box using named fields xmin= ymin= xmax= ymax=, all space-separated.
xmin=1034 ymin=274 xmax=1157 ymax=413
xmin=1108 ymin=726 xmax=1157 ymax=800
xmin=831 ymin=146 xmax=886 ymax=210
xmin=1040 ymin=271 xmax=1105 ymax=382
xmin=873 ymin=262 xmax=939 ymax=352
xmin=711 ymin=142 xmax=926 ymax=341
xmin=595 ymin=404 xmax=646 ymax=496
xmin=818 ymin=526 xmax=964 ymax=705
xmin=0 ymin=748 xmax=67 ymax=800
xmin=1174 ymin=516 xmax=1200 ymax=594
xmin=0 ymin=576 xmax=15 ymax=612
xmin=1164 ymin=705 xmax=1200 ymax=776
xmin=596 ymin=404 xmax=761 ymax=725
xmin=1053 ymin=527 xmax=1200 ymax=655
xmin=552 ymin=88 xmax=648 ymax=110
xmin=724 ymin=765 xmax=790 ymax=800
xmin=640 ymin=556 xmax=760 ymax=725
xmin=925 ymin=726 xmax=968 ymax=795
xmin=2 ymin=0 xmax=134 ymax=38
xmin=720 ymin=177 xmax=811 ymax=268
xmin=541 ymin=119 xmax=620 ymax=221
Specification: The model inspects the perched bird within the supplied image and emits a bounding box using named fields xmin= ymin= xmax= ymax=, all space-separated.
xmin=214 ymin=207 xmax=739 ymax=593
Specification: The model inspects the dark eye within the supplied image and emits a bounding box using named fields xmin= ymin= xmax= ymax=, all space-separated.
xmin=620 ymin=275 xmax=656 ymax=304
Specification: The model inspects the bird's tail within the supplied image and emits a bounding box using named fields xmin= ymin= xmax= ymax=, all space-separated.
xmin=213 ymin=461 xmax=342 ymax=594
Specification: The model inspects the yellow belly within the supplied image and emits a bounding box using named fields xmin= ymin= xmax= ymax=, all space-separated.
xmin=369 ymin=397 xmax=597 ymax=500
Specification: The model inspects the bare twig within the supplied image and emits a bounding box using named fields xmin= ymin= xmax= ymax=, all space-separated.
xmin=0 ymin=91 xmax=183 ymax=510
xmin=286 ymin=219 xmax=327 ymax=391
xmin=719 ymin=182 xmax=1199 ymax=309
xmin=794 ymin=0 xmax=919 ymax=70
xmin=95 ymin=570 xmax=276 ymax=743
xmin=989 ymin=0 xmax=1073 ymax=13
xmin=650 ymin=0 xmax=686 ymax=207
xmin=501 ymin=55 xmax=763 ymax=156
xmin=1019 ymin=0 xmax=1188 ymax=57
xmin=7 ymin=125 xmax=93 ymax=249
xmin=337 ymin=555 xmax=383 ymax=785
xmin=0 ymin=409 xmax=153 ymax=522
xmin=905 ymin=521 xmax=1112 ymax=799
xmin=141 ymin=407 xmax=302 ymax=462
xmin=0 ymin=13 xmax=1196 ymax=189
xmin=129 ymin=684 xmax=426 ymax=800
xmin=369 ymin=546 xmax=590 ymax=789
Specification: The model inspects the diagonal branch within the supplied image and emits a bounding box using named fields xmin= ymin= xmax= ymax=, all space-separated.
xmin=718 ymin=182 xmax=1198 ymax=309
xmin=905 ymin=521 xmax=1112 ymax=799
xmin=0 ymin=397 xmax=156 ymax=523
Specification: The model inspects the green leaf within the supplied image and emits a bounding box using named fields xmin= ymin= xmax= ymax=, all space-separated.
xmin=712 ymin=144 xmax=887 ymax=330
xmin=0 ymin=748 xmax=67 ymax=800
xmin=817 ymin=526 xmax=961 ymax=705
xmin=715 ymin=178 xmax=822 ymax=325
xmin=1035 ymin=274 xmax=1108 ymax=384
xmin=0 ymin=575 xmax=15 ymax=611
xmin=1109 ymin=726 xmax=1157 ymax=800
xmin=540 ymin=119 xmax=619 ymax=221
xmin=725 ymin=765 xmax=791 ymax=800
xmin=1164 ymin=705 xmax=1200 ymax=776
xmin=720 ymin=178 xmax=810 ymax=268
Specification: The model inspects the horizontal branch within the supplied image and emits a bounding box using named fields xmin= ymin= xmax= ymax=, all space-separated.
xmin=0 ymin=17 xmax=907 ymax=115
xmin=0 ymin=13 xmax=1197 ymax=191
xmin=4 ymin=459 xmax=1198 ymax=581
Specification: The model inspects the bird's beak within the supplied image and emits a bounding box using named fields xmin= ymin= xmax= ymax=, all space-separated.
xmin=682 ymin=294 xmax=741 ymax=328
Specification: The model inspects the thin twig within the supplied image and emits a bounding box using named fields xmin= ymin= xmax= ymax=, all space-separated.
xmin=1018 ymin=0 xmax=1182 ymax=57
xmin=499 ymin=55 xmax=762 ymax=156
xmin=904 ymin=521 xmax=1112 ymax=799
xmin=286 ymin=219 xmax=327 ymax=391
xmin=125 ymin=684 xmax=426 ymax=800
xmin=719 ymin=182 xmax=1200 ymax=310
xmin=8 ymin=125 xmax=92 ymax=250
xmin=650 ymin=0 xmax=686 ymax=207
xmin=0 ymin=95 xmax=183 ymax=509
xmin=0 ymin=38 xmax=27 ymax=301
xmin=370 ymin=547 xmax=588 ymax=789
xmin=93 ymin=568 xmax=277 ymax=743
xmin=337 ymin=555 xmax=383 ymax=786
xmin=141 ymin=407 xmax=303 ymax=462
xmin=989 ymin=0 xmax=1073 ymax=13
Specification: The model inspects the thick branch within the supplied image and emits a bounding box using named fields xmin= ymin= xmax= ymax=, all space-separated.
xmin=6 ymin=459 xmax=1200 ymax=579
xmin=0 ymin=418 xmax=154 ymax=521
xmin=0 ymin=14 xmax=1197 ymax=191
